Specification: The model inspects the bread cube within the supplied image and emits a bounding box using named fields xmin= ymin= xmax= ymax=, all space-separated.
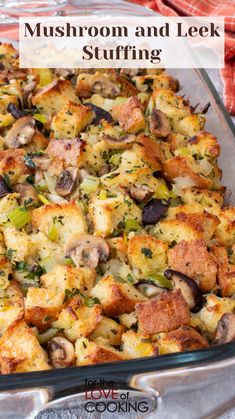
xmin=46 ymin=137 xmax=86 ymax=169
xmin=90 ymin=316 xmax=126 ymax=346
xmin=122 ymin=330 xmax=157 ymax=358
xmin=136 ymin=290 xmax=190 ymax=334
xmin=75 ymin=337 xmax=125 ymax=365
xmin=213 ymin=246 xmax=235 ymax=297
xmin=154 ymin=219 xmax=200 ymax=244
xmin=0 ymin=281 xmax=24 ymax=336
xmin=3 ymin=227 xmax=36 ymax=262
xmin=90 ymin=274 xmax=147 ymax=317
xmin=112 ymin=96 xmax=145 ymax=133
xmin=0 ymin=258 xmax=12 ymax=289
xmin=156 ymin=326 xmax=208 ymax=354
xmin=0 ymin=149 xmax=30 ymax=184
xmin=216 ymin=208 xmax=235 ymax=246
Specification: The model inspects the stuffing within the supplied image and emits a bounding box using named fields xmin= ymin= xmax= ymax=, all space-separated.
xmin=187 ymin=131 xmax=220 ymax=160
xmin=215 ymin=208 xmax=235 ymax=246
xmin=52 ymin=296 xmax=103 ymax=342
xmin=153 ymin=219 xmax=201 ymax=244
xmin=213 ymin=246 xmax=235 ymax=297
xmin=25 ymin=287 xmax=64 ymax=329
xmin=156 ymin=326 xmax=208 ymax=354
xmin=0 ymin=320 xmax=51 ymax=374
xmin=163 ymin=156 xmax=213 ymax=189
xmin=31 ymin=201 xmax=87 ymax=246
xmin=32 ymin=79 xmax=79 ymax=116
xmin=0 ymin=281 xmax=24 ymax=336
xmin=152 ymin=89 xmax=190 ymax=124
xmin=112 ymin=96 xmax=145 ymax=133
xmin=127 ymin=235 xmax=168 ymax=277
xmin=3 ymin=227 xmax=36 ymax=262
xmin=192 ymin=294 xmax=235 ymax=336
xmin=122 ymin=330 xmax=157 ymax=358
xmin=151 ymin=73 xmax=180 ymax=92
xmin=41 ymin=264 xmax=95 ymax=295
xmin=181 ymin=187 xmax=223 ymax=215
xmin=136 ymin=290 xmax=190 ymax=334
xmin=0 ymin=149 xmax=30 ymax=184
xmin=31 ymin=232 xmax=64 ymax=262
xmin=168 ymin=239 xmax=217 ymax=292
xmin=75 ymin=337 xmax=125 ymax=365
xmin=46 ymin=137 xmax=86 ymax=169
xmin=89 ymin=190 xmax=141 ymax=237
xmin=174 ymin=114 xmax=205 ymax=137
xmin=137 ymin=135 xmax=164 ymax=168
xmin=51 ymin=101 xmax=94 ymax=139
xmin=90 ymin=274 xmax=147 ymax=317
xmin=90 ymin=316 xmax=126 ymax=346
xmin=108 ymin=237 xmax=128 ymax=263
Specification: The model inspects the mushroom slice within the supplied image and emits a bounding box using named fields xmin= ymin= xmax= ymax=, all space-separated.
xmin=103 ymin=134 xmax=136 ymax=150
xmin=215 ymin=313 xmax=235 ymax=344
xmin=142 ymin=198 xmax=169 ymax=226
xmin=7 ymin=103 xmax=28 ymax=119
xmin=0 ymin=175 xmax=11 ymax=197
xmin=149 ymin=109 xmax=171 ymax=138
xmin=89 ymin=73 xmax=121 ymax=98
xmin=55 ymin=168 xmax=78 ymax=197
xmin=31 ymin=153 xmax=51 ymax=170
xmin=122 ymin=184 xmax=153 ymax=203
xmin=84 ymin=102 xmax=113 ymax=125
xmin=65 ymin=233 xmax=110 ymax=268
xmin=164 ymin=269 xmax=203 ymax=313
xmin=48 ymin=337 xmax=75 ymax=368
xmin=5 ymin=116 xmax=36 ymax=148
xmin=14 ymin=183 xmax=38 ymax=206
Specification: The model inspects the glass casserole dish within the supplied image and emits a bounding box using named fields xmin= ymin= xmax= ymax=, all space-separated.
xmin=0 ymin=1 xmax=235 ymax=418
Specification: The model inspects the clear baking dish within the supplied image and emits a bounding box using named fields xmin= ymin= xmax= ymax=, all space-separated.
xmin=0 ymin=1 xmax=235 ymax=418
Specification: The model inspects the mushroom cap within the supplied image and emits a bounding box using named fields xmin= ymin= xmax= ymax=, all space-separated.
xmin=215 ymin=313 xmax=235 ymax=344
xmin=65 ymin=233 xmax=110 ymax=268
xmin=84 ymin=102 xmax=113 ymax=125
xmin=149 ymin=109 xmax=171 ymax=138
xmin=55 ymin=168 xmax=77 ymax=197
xmin=142 ymin=198 xmax=170 ymax=226
xmin=103 ymin=134 xmax=136 ymax=150
xmin=48 ymin=336 xmax=75 ymax=368
xmin=5 ymin=116 xmax=36 ymax=148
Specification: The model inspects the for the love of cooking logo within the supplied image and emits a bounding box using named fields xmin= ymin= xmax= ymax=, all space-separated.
xmin=84 ymin=379 xmax=150 ymax=414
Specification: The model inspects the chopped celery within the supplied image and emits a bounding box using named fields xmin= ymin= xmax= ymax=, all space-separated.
xmin=37 ymin=69 xmax=53 ymax=87
xmin=147 ymin=273 xmax=173 ymax=289
xmin=40 ymin=256 xmax=57 ymax=272
xmin=37 ymin=328 xmax=58 ymax=344
xmin=38 ymin=194 xmax=50 ymax=205
xmin=80 ymin=176 xmax=100 ymax=194
xmin=33 ymin=113 xmax=47 ymax=123
xmin=8 ymin=206 xmax=31 ymax=229
xmin=175 ymin=147 xmax=191 ymax=157
xmin=48 ymin=224 xmax=59 ymax=242
xmin=125 ymin=219 xmax=141 ymax=232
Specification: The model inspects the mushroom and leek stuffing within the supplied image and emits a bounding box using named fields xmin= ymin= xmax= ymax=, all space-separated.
xmin=0 ymin=43 xmax=234 ymax=374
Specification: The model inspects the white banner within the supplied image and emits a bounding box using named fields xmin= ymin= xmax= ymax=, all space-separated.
xmin=19 ymin=16 xmax=224 ymax=69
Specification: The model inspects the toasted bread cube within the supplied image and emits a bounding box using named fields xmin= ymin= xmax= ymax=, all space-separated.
xmin=32 ymin=79 xmax=79 ymax=116
xmin=3 ymin=227 xmax=36 ymax=262
xmin=163 ymin=156 xmax=213 ymax=189
xmin=90 ymin=274 xmax=147 ymax=317
xmin=156 ymin=327 xmax=208 ymax=354
xmin=122 ymin=331 xmax=157 ymax=359
xmin=213 ymin=246 xmax=235 ymax=297
xmin=41 ymin=264 xmax=95 ymax=295
xmin=51 ymin=101 xmax=94 ymax=139
xmin=154 ymin=219 xmax=200 ymax=244
xmin=174 ymin=114 xmax=205 ymax=136
xmin=180 ymin=188 xmax=223 ymax=215
xmin=216 ymin=208 xmax=235 ymax=246
xmin=31 ymin=232 xmax=64 ymax=262
xmin=108 ymin=237 xmax=128 ymax=263
xmin=90 ymin=316 xmax=126 ymax=346
xmin=0 ymin=258 xmax=12 ymax=289
xmin=0 ymin=320 xmax=51 ymax=374
xmin=25 ymin=287 xmax=64 ymax=329
xmin=75 ymin=337 xmax=125 ymax=365
xmin=119 ymin=312 xmax=137 ymax=328
xmin=152 ymin=89 xmax=190 ymax=124
xmin=76 ymin=73 xmax=92 ymax=98
xmin=112 ymin=96 xmax=145 ymax=133
xmin=187 ymin=131 xmax=220 ymax=159
xmin=0 ymin=149 xmax=30 ymax=184
xmin=26 ymin=130 xmax=48 ymax=152
xmin=168 ymin=239 xmax=217 ymax=292
xmin=136 ymin=290 xmax=190 ymax=334
xmin=151 ymin=73 xmax=180 ymax=92
xmin=89 ymin=191 xmax=141 ymax=238
xmin=136 ymin=136 xmax=164 ymax=169
xmin=0 ymin=43 xmax=19 ymax=70
xmin=32 ymin=201 xmax=87 ymax=246
xmin=52 ymin=297 xmax=103 ymax=342
xmin=46 ymin=137 xmax=85 ymax=169
xmin=0 ymin=281 xmax=24 ymax=336
xmin=192 ymin=294 xmax=235 ymax=335
xmin=127 ymin=235 xmax=168 ymax=277
xmin=0 ymin=194 xmax=18 ymax=225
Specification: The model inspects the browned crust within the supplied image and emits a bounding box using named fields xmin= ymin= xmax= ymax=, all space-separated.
xmin=25 ymin=306 xmax=61 ymax=330
xmin=0 ymin=149 xmax=31 ymax=182
xmin=160 ymin=326 xmax=208 ymax=351
xmin=168 ymin=239 xmax=217 ymax=292
xmin=213 ymin=246 xmax=235 ymax=297
xmin=136 ymin=290 xmax=190 ymax=334
xmin=138 ymin=134 xmax=164 ymax=169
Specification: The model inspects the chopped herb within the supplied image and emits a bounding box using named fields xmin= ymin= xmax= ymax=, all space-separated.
xmin=141 ymin=247 xmax=153 ymax=258
xmin=127 ymin=273 xmax=134 ymax=283
xmin=6 ymin=248 xmax=15 ymax=261
xmin=24 ymin=264 xmax=46 ymax=279
xmin=64 ymin=288 xmax=80 ymax=303
xmin=15 ymin=261 xmax=27 ymax=271
xmin=84 ymin=296 xmax=100 ymax=307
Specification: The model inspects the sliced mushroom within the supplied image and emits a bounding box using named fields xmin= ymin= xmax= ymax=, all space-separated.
xmin=137 ymin=282 xmax=165 ymax=298
xmin=142 ymin=198 xmax=169 ymax=225
xmin=149 ymin=109 xmax=171 ymax=138
xmin=7 ymin=103 xmax=28 ymax=119
xmin=164 ymin=269 xmax=203 ymax=313
xmin=14 ymin=183 xmax=38 ymax=206
xmin=31 ymin=153 xmax=51 ymax=170
xmin=0 ymin=175 xmax=11 ymax=197
xmin=122 ymin=184 xmax=153 ymax=203
xmin=5 ymin=116 xmax=36 ymax=148
xmin=55 ymin=168 xmax=77 ymax=197
xmin=54 ymin=68 xmax=74 ymax=79
xmin=89 ymin=73 xmax=120 ymax=98
xmin=84 ymin=102 xmax=113 ymax=125
xmin=215 ymin=313 xmax=235 ymax=344
xmin=103 ymin=134 xmax=136 ymax=150
xmin=48 ymin=337 xmax=75 ymax=368
xmin=65 ymin=233 xmax=110 ymax=268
